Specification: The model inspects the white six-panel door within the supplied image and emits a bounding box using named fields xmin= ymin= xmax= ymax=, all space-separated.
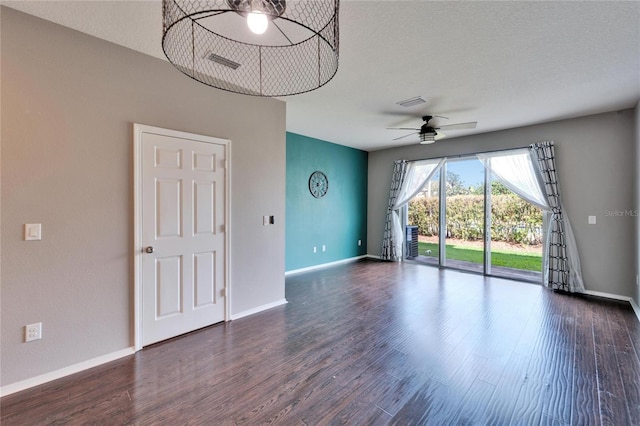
xmin=135 ymin=125 xmax=228 ymax=348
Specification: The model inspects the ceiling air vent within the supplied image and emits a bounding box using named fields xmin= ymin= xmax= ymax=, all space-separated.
xmin=205 ymin=53 xmax=241 ymax=70
xmin=396 ymin=96 xmax=426 ymax=108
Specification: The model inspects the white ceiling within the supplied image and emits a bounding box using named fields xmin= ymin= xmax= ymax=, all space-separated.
xmin=3 ymin=0 xmax=640 ymax=151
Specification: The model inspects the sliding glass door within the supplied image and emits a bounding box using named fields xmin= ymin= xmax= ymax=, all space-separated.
xmin=407 ymin=169 xmax=440 ymax=266
xmin=442 ymin=158 xmax=485 ymax=273
xmin=488 ymin=180 xmax=543 ymax=280
xmin=406 ymin=154 xmax=542 ymax=282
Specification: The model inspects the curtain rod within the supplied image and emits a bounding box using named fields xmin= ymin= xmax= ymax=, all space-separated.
xmin=405 ymin=145 xmax=532 ymax=164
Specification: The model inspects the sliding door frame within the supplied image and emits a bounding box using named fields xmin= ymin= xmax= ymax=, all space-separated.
xmin=484 ymin=158 xmax=492 ymax=275
xmin=438 ymin=162 xmax=447 ymax=267
xmin=401 ymin=147 xmax=543 ymax=283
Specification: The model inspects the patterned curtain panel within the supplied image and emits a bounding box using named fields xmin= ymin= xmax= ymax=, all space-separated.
xmin=529 ymin=141 xmax=585 ymax=293
xmin=381 ymin=160 xmax=408 ymax=261
xmin=381 ymin=158 xmax=445 ymax=261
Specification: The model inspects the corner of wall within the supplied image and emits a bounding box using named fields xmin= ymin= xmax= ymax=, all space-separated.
xmin=635 ymin=99 xmax=640 ymax=308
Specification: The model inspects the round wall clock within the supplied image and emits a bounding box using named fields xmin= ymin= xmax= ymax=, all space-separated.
xmin=309 ymin=171 xmax=328 ymax=198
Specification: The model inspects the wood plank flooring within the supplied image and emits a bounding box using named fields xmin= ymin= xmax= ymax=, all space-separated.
xmin=2 ymin=259 xmax=639 ymax=425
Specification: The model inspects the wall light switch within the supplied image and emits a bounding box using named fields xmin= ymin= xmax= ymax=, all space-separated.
xmin=24 ymin=223 xmax=42 ymax=241
xmin=588 ymin=216 xmax=596 ymax=225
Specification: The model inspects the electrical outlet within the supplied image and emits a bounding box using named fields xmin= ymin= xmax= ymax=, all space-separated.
xmin=313 ymin=246 xmax=317 ymax=253
xmin=358 ymin=239 xmax=362 ymax=246
xmin=322 ymin=245 xmax=326 ymax=252
xmin=25 ymin=322 xmax=42 ymax=342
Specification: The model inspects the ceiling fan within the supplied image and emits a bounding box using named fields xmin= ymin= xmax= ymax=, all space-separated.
xmin=387 ymin=115 xmax=477 ymax=144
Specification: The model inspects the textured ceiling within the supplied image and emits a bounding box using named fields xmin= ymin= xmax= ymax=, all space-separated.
xmin=3 ymin=0 xmax=640 ymax=151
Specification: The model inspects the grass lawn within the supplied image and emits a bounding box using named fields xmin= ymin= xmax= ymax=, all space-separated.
xmin=418 ymin=241 xmax=542 ymax=272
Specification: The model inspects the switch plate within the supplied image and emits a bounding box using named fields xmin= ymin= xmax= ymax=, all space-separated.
xmin=588 ymin=216 xmax=596 ymax=225
xmin=24 ymin=224 xmax=42 ymax=241
xmin=263 ymin=215 xmax=275 ymax=225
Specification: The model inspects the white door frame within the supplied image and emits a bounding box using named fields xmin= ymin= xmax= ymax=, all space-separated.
xmin=133 ymin=123 xmax=231 ymax=351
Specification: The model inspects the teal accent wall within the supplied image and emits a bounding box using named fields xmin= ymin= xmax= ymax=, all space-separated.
xmin=286 ymin=132 xmax=368 ymax=271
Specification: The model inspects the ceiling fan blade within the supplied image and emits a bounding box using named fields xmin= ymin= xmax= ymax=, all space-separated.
xmin=435 ymin=132 xmax=447 ymax=141
xmin=387 ymin=127 xmax=420 ymax=131
xmin=393 ymin=132 xmax=419 ymax=141
xmin=438 ymin=121 xmax=477 ymax=131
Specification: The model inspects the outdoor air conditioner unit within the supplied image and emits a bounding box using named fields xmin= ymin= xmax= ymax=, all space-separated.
xmin=406 ymin=226 xmax=419 ymax=259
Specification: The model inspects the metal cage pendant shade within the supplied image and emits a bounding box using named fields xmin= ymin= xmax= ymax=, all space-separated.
xmin=162 ymin=0 xmax=340 ymax=97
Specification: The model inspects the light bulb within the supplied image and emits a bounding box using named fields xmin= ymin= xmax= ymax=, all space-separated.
xmin=247 ymin=12 xmax=268 ymax=34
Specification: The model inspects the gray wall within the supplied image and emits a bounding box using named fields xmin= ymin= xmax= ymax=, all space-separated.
xmin=1 ymin=8 xmax=286 ymax=387
xmin=368 ymin=110 xmax=637 ymax=299
xmin=635 ymin=100 xmax=640 ymax=307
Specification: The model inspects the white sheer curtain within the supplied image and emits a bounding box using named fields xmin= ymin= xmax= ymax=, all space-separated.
xmin=386 ymin=158 xmax=445 ymax=260
xmin=477 ymin=147 xmax=584 ymax=293
xmin=477 ymin=149 xmax=547 ymax=210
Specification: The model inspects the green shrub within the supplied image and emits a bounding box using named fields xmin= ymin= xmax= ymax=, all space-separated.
xmin=408 ymin=194 xmax=543 ymax=245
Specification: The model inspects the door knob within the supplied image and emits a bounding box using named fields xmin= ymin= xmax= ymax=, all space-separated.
xmin=145 ymin=246 xmax=154 ymax=254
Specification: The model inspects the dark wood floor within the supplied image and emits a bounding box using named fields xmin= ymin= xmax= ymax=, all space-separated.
xmin=2 ymin=259 xmax=639 ymax=425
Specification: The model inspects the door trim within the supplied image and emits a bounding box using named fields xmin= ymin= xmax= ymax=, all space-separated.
xmin=133 ymin=123 xmax=231 ymax=351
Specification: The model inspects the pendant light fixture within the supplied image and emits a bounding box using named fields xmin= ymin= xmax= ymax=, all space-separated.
xmin=162 ymin=0 xmax=340 ymax=97
xmin=246 ymin=11 xmax=268 ymax=34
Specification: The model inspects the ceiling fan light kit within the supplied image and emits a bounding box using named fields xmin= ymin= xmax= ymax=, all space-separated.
xmin=162 ymin=0 xmax=340 ymax=97
xmin=388 ymin=115 xmax=477 ymax=145
xmin=419 ymin=133 xmax=436 ymax=144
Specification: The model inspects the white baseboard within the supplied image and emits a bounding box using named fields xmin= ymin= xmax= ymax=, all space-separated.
xmin=0 ymin=347 xmax=135 ymax=398
xmin=284 ymin=255 xmax=369 ymax=276
xmin=230 ymin=299 xmax=288 ymax=320
xmin=583 ymin=289 xmax=632 ymax=302
xmin=583 ymin=290 xmax=640 ymax=324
